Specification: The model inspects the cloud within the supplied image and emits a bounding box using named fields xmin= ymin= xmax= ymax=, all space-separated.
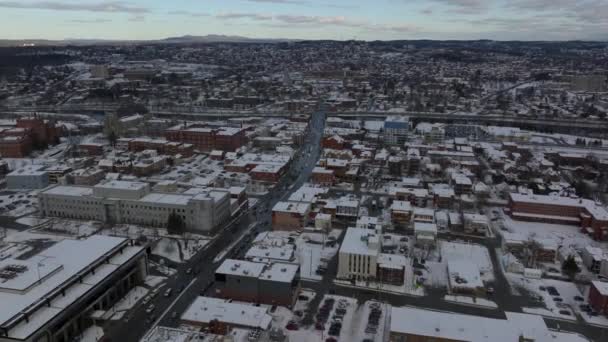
xmin=245 ymin=0 xmax=306 ymax=3
xmin=272 ymin=14 xmax=417 ymax=33
xmin=128 ymin=15 xmax=145 ymax=22
xmin=0 ymin=1 xmax=148 ymax=13
xmin=168 ymin=10 xmax=209 ymax=17
xmin=67 ymin=18 xmax=111 ymax=23
xmin=216 ymin=12 xmax=273 ymax=20
xmin=425 ymin=0 xmax=487 ymax=14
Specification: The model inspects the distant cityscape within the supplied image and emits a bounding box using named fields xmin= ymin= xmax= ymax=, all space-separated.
xmin=0 ymin=38 xmax=607 ymax=342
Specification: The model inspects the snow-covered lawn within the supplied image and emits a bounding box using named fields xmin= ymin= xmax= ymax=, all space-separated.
xmin=152 ymin=237 xmax=208 ymax=263
xmin=3 ymin=228 xmax=66 ymax=243
xmin=440 ymin=240 xmax=494 ymax=282
xmin=444 ymin=295 xmax=498 ymax=309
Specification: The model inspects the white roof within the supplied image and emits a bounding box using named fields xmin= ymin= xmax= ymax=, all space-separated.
xmin=42 ymin=185 xmax=93 ymax=197
xmin=259 ymin=263 xmax=299 ymax=283
xmin=592 ymin=280 xmax=608 ymax=296
xmin=415 ymin=222 xmax=438 ymax=234
xmin=181 ymin=297 xmax=271 ymax=330
xmin=0 ymin=236 xmax=142 ymax=339
xmin=272 ymin=201 xmax=311 ymax=214
xmin=340 ymin=227 xmax=379 ymax=256
xmin=447 ymin=260 xmax=484 ymax=289
xmin=95 ymin=180 xmax=148 ymax=191
xmin=215 ymin=259 xmax=265 ymax=278
xmin=390 ymin=200 xmax=412 ymax=212
xmin=139 ymin=193 xmax=191 ymax=205
xmin=390 ymin=307 xmax=582 ymax=342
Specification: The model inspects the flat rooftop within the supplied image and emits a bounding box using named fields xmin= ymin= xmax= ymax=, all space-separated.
xmin=272 ymin=201 xmax=311 ymax=214
xmin=215 ymin=259 xmax=265 ymax=278
xmin=42 ymin=185 xmax=93 ymax=197
xmin=0 ymin=236 xmax=143 ymax=340
xmin=340 ymin=227 xmax=379 ymax=256
xmin=181 ymin=297 xmax=271 ymax=330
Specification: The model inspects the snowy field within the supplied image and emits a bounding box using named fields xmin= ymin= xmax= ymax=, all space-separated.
xmin=32 ymin=219 xmax=102 ymax=238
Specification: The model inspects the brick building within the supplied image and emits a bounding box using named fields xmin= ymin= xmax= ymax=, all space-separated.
xmin=0 ymin=135 xmax=32 ymax=157
xmin=508 ymin=193 xmax=608 ymax=240
xmin=311 ymin=167 xmax=335 ymax=186
xmin=588 ymin=281 xmax=608 ymax=316
xmin=165 ymin=124 xmax=246 ymax=152
xmin=272 ymin=201 xmax=311 ymax=231
xmin=16 ymin=116 xmax=60 ymax=147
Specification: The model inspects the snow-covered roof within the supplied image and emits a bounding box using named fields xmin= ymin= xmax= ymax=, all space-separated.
xmin=181 ymin=297 xmax=272 ymax=330
xmin=390 ymin=307 xmax=585 ymax=342
xmin=272 ymin=201 xmax=311 ymax=215
xmin=41 ymin=185 xmax=93 ymax=197
xmin=414 ymin=222 xmax=438 ymax=234
xmin=447 ymin=260 xmax=484 ymax=290
xmin=340 ymin=227 xmax=380 ymax=256
xmin=259 ymin=263 xmax=299 ymax=283
xmin=215 ymin=259 xmax=265 ymax=278
xmin=390 ymin=200 xmax=412 ymax=212
xmin=0 ymin=236 xmax=142 ymax=340
xmin=592 ymin=281 xmax=608 ymax=296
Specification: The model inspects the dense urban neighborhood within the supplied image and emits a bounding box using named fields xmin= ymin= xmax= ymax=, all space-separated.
xmin=0 ymin=39 xmax=608 ymax=342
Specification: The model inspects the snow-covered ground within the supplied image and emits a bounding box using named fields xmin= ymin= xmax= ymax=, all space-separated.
xmin=152 ymin=237 xmax=209 ymax=263
xmin=112 ymin=286 xmax=148 ymax=312
xmin=3 ymin=227 xmax=66 ymax=243
xmin=0 ymin=190 xmax=38 ymax=217
xmin=33 ymin=219 xmax=101 ymax=238
xmin=444 ymin=295 xmax=498 ymax=309
xmin=76 ymin=325 xmax=104 ymax=342
xmin=500 ymin=215 xmax=606 ymax=250
xmin=144 ymin=275 xmax=166 ymax=288
xmin=507 ymin=274 xmax=578 ymax=321
xmin=15 ymin=216 xmax=49 ymax=226
xmin=296 ymin=230 xmax=341 ymax=281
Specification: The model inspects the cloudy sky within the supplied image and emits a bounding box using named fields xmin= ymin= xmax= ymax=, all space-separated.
xmin=0 ymin=0 xmax=606 ymax=41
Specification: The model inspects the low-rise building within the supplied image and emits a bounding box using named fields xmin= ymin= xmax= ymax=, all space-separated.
xmin=463 ymin=213 xmax=490 ymax=235
xmin=214 ymin=259 xmax=300 ymax=307
xmin=272 ymin=201 xmax=311 ymax=231
xmin=38 ymin=181 xmax=232 ymax=234
xmin=337 ymin=228 xmax=380 ymax=281
xmin=6 ymin=165 xmax=49 ymax=190
xmin=181 ymin=297 xmax=272 ymax=334
xmin=589 ymin=281 xmax=608 ymax=317
xmin=414 ymin=222 xmax=437 ymax=245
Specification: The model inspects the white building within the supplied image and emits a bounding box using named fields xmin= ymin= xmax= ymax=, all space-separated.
xmin=337 ymin=228 xmax=380 ymax=280
xmin=181 ymin=297 xmax=272 ymax=331
xmin=0 ymin=235 xmax=147 ymax=342
xmin=581 ymin=246 xmax=606 ymax=274
xmin=38 ymin=180 xmax=231 ymax=234
xmin=6 ymin=165 xmax=49 ymax=190
xmin=414 ymin=222 xmax=438 ymax=245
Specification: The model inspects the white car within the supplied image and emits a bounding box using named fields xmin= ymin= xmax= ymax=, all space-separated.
xmin=145 ymin=305 xmax=155 ymax=314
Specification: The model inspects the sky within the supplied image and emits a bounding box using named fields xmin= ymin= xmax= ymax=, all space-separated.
xmin=0 ymin=0 xmax=606 ymax=41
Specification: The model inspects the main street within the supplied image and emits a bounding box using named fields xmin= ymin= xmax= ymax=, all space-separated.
xmin=103 ymin=111 xmax=327 ymax=342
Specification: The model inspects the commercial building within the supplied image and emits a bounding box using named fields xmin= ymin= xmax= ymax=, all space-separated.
xmin=181 ymin=297 xmax=272 ymax=334
xmin=0 ymin=235 xmax=147 ymax=342
xmin=214 ymin=259 xmax=300 ymax=307
xmin=383 ymin=116 xmax=410 ymax=146
xmin=271 ymin=201 xmax=311 ymax=231
xmin=38 ymin=181 xmax=232 ymax=234
xmin=6 ymin=166 xmax=49 ymax=190
xmin=588 ymin=281 xmax=608 ymax=316
xmin=0 ymin=136 xmax=32 ymax=158
xmin=389 ymin=307 xmax=587 ymax=342
xmin=508 ymin=193 xmax=608 ymax=240
xmin=165 ymin=124 xmax=247 ymax=152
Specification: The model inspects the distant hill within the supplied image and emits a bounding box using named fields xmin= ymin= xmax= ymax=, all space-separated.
xmin=0 ymin=34 xmax=295 ymax=47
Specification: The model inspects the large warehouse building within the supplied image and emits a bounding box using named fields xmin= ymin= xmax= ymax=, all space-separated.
xmin=0 ymin=236 xmax=147 ymax=342
xmin=38 ymin=180 xmax=232 ymax=234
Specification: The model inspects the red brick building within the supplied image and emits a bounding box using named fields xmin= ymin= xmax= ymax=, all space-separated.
xmin=508 ymin=193 xmax=608 ymax=240
xmin=0 ymin=135 xmax=32 ymax=157
xmin=322 ymin=135 xmax=346 ymax=149
xmin=311 ymin=167 xmax=335 ymax=186
xmin=588 ymin=281 xmax=608 ymax=316
xmin=16 ymin=117 xmax=60 ymax=147
xmin=250 ymin=164 xmax=283 ymax=183
xmin=78 ymin=143 xmax=104 ymax=156
xmin=272 ymin=201 xmax=311 ymax=231
xmin=165 ymin=125 xmax=246 ymax=152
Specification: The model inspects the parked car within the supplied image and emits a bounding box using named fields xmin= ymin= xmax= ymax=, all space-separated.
xmin=145 ymin=305 xmax=155 ymax=314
